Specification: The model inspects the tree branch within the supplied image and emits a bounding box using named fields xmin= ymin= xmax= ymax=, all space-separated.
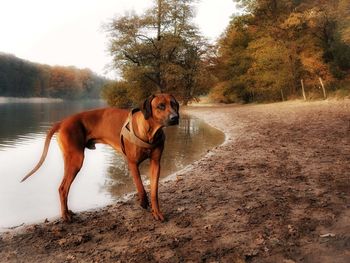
xmin=123 ymin=52 xmax=141 ymax=66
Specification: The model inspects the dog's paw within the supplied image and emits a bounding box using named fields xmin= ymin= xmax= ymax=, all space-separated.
xmin=62 ymin=214 xmax=73 ymax=223
xmin=152 ymin=210 xmax=165 ymax=222
xmin=62 ymin=210 xmax=75 ymax=223
xmin=68 ymin=210 xmax=76 ymax=216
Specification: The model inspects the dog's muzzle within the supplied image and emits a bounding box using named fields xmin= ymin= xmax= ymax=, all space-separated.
xmin=167 ymin=114 xmax=179 ymax=126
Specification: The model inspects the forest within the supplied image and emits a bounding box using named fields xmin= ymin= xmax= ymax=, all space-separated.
xmin=103 ymin=0 xmax=350 ymax=106
xmin=211 ymin=0 xmax=350 ymax=103
xmin=0 ymin=52 xmax=107 ymax=99
xmin=1 ymin=0 xmax=349 ymax=104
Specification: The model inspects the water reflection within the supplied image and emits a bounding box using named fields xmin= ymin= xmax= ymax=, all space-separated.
xmin=103 ymin=116 xmax=225 ymax=198
xmin=0 ymin=100 xmax=224 ymax=228
xmin=0 ymin=100 xmax=106 ymax=149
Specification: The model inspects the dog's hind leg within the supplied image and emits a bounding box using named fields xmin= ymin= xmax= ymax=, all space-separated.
xmin=57 ymin=131 xmax=85 ymax=222
xmin=59 ymin=152 xmax=84 ymax=222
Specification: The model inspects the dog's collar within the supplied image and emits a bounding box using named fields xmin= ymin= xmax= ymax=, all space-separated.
xmin=120 ymin=108 xmax=164 ymax=155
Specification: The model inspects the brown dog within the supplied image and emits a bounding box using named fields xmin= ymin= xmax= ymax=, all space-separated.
xmin=21 ymin=94 xmax=179 ymax=222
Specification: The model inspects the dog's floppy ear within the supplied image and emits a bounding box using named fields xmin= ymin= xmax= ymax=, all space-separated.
xmin=170 ymin=95 xmax=179 ymax=111
xmin=141 ymin=95 xmax=155 ymax=120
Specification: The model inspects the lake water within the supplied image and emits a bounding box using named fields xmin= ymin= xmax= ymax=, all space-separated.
xmin=0 ymin=99 xmax=224 ymax=229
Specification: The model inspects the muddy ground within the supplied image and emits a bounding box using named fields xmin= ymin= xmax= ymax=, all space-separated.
xmin=0 ymin=100 xmax=349 ymax=262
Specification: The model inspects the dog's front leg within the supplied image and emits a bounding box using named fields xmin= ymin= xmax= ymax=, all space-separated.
xmin=128 ymin=161 xmax=149 ymax=209
xmin=150 ymin=158 xmax=164 ymax=221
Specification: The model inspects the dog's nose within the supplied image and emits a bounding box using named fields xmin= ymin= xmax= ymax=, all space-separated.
xmin=170 ymin=114 xmax=179 ymax=122
xmin=168 ymin=114 xmax=179 ymax=125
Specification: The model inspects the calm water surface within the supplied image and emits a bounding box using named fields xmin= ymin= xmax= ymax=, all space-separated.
xmin=0 ymin=99 xmax=224 ymax=228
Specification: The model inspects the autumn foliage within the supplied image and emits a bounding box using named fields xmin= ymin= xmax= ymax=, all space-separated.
xmin=0 ymin=53 xmax=106 ymax=99
xmin=211 ymin=0 xmax=350 ymax=102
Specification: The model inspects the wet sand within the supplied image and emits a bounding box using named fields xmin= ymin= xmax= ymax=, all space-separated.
xmin=1 ymin=100 xmax=349 ymax=262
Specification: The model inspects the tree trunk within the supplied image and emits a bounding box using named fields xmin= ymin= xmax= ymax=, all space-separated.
xmin=280 ymin=88 xmax=285 ymax=101
xmin=301 ymin=79 xmax=306 ymax=101
xmin=157 ymin=0 xmax=162 ymax=41
xmin=319 ymin=77 xmax=327 ymax=99
xmin=156 ymin=0 xmax=163 ymax=92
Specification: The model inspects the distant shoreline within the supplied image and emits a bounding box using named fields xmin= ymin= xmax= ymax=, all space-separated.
xmin=0 ymin=97 xmax=107 ymax=104
xmin=0 ymin=97 xmax=63 ymax=104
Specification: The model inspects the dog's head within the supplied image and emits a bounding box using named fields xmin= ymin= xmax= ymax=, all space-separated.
xmin=141 ymin=94 xmax=180 ymax=126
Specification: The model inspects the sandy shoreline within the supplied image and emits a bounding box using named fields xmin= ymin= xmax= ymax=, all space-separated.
xmin=1 ymin=99 xmax=349 ymax=262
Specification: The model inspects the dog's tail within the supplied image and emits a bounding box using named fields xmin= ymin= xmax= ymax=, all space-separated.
xmin=20 ymin=122 xmax=61 ymax=182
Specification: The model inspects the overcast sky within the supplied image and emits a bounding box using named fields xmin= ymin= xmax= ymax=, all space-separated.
xmin=0 ymin=0 xmax=238 ymax=78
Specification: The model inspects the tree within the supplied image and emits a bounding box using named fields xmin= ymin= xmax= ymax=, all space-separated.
xmin=211 ymin=0 xmax=350 ymax=103
xmin=105 ymin=0 xmax=211 ymax=105
xmin=100 ymin=81 xmax=133 ymax=108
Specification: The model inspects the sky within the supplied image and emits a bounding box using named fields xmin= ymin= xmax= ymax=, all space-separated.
xmin=0 ymin=0 xmax=238 ymax=78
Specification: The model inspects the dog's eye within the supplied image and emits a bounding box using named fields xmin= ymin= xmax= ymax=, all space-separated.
xmin=157 ymin=103 xmax=166 ymax=110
